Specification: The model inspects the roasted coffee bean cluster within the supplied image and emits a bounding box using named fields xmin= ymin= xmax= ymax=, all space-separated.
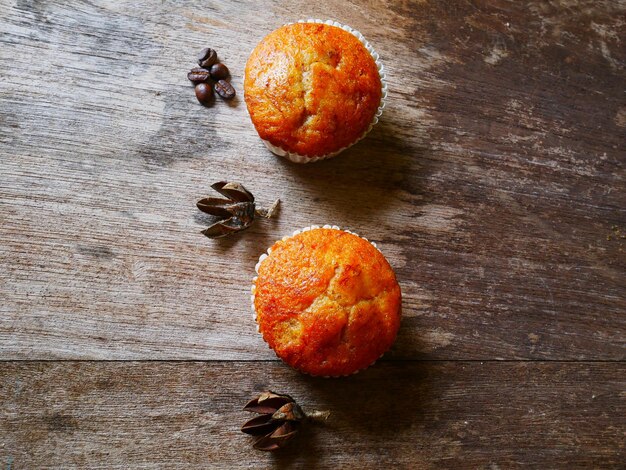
xmin=188 ymin=48 xmax=236 ymax=105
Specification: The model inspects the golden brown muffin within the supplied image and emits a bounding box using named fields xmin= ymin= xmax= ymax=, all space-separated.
xmin=253 ymin=227 xmax=401 ymax=377
xmin=244 ymin=23 xmax=383 ymax=158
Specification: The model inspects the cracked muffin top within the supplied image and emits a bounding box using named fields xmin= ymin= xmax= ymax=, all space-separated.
xmin=244 ymin=23 xmax=382 ymax=158
xmin=253 ymin=228 xmax=401 ymax=377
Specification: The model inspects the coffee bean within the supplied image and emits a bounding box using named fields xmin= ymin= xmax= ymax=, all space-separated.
xmin=214 ymin=79 xmax=236 ymax=100
xmin=195 ymin=82 xmax=214 ymax=105
xmin=187 ymin=67 xmax=211 ymax=84
xmin=198 ymin=47 xmax=217 ymax=68
xmin=209 ymin=63 xmax=230 ymax=80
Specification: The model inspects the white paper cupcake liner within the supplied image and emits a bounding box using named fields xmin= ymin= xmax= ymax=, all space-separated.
xmin=256 ymin=19 xmax=388 ymax=164
xmin=251 ymin=225 xmax=389 ymax=378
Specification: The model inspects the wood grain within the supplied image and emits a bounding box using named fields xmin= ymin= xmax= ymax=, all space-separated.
xmin=2 ymin=1 xmax=625 ymax=466
xmin=0 ymin=361 xmax=624 ymax=469
xmin=0 ymin=0 xmax=624 ymax=363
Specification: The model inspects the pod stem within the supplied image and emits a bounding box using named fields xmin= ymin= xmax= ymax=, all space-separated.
xmin=306 ymin=410 xmax=331 ymax=423
xmin=255 ymin=198 xmax=280 ymax=218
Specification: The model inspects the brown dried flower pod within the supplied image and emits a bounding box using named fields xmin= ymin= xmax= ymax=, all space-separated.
xmin=197 ymin=182 xmax=279 ymax=238
xmin=241 ymin=391 xmax=330 ymax=451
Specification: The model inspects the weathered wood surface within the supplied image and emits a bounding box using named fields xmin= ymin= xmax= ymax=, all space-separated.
xmin=1 ymin=0 xmax=625 ymax=360
xmin=0 ymin=0 xmax=625 ymax=466
xmin=1 ymin=361 xmax=624 ymax=469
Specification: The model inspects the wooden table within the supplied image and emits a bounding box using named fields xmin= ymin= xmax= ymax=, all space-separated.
xmin=1 ymin=0 xmax=624 ymax=468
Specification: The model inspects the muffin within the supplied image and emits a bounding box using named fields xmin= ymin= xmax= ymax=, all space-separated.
xmin=244 ymin=20 xmax=387 ymax=163
xmin=252 ymin=226 xmax=401 ymax=377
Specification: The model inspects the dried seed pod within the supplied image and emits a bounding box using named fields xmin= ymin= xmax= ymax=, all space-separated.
xmin=272 ymin=402 xmax=305 ymax=421
xmin=253 ymin=421 xmax=299 ymax=451
xmin=243 ymin=391 xmax=293 ymax=414
xmin=240 ymin=414 xmax=277 ymax=436
xmin=211 ymin=181 xmax=254 ymax=203
xmin=241 ymin=391 xmax=329 ymax=452
xmin=197 ymin=182 xmax=279 ymax=239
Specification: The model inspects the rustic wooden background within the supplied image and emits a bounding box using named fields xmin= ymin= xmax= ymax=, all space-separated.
xmin=1 ymin=0 xmax=624 ymax=468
